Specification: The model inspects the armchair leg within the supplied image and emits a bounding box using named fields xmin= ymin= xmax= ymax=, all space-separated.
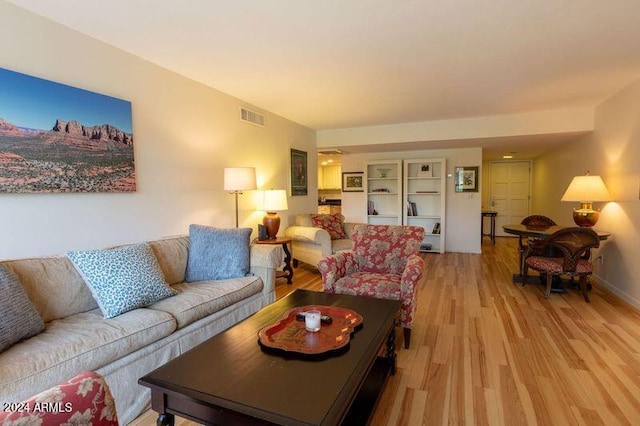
xmin=403 ymin=327 xmax=411 ymax=349
xmin=293 ymin=259 xmax=298 ymax=268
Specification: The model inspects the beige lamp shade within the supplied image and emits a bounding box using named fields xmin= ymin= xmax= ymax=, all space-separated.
xmin=224 ymin=167 xmax=257 ymax=191
xmin=263 ymin=189 xmax=288 ymax=212
xmin=561 ymin=174 xmax=610 ymax=227
xmin=262 ymin=189 xmax=288 ymax=239
xmin=561 ymin=175 xmax=611 ymax=202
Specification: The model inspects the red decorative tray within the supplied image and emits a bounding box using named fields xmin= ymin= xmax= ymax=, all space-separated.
xmin=258 ymin=305 xmax=363 ymax=355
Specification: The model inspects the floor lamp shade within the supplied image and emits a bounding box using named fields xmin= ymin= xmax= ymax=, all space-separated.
xmin=561 ymin=174 xmax=610 ymax=227
xmin=224 ymin=167 xmax=257 ymax=191
xmin=224 ymin=167 xmax=256 ymax=227
xmin=262 ymin=189 xmax=288 ymax=239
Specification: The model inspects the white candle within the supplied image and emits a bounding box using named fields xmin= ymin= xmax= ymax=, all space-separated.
xmin=305 ymin=310 xmax=321 ymax=332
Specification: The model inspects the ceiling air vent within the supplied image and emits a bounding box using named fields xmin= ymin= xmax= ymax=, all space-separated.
xmin=240 ymin=107 xmax=265 ymax=127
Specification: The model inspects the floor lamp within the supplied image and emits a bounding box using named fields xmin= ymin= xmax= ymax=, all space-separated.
xmin=224 ymin=167 xmax=256 ymax=227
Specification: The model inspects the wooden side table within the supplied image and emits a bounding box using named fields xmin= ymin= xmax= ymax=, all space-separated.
xmin=481 ymin=211 xmax=497 ymax=245
xmin=255 ymin=237 xmax=293 ymax=284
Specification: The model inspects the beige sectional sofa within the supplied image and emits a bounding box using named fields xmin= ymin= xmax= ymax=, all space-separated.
xmin=0 ymin=235 xmax=282 ymax=425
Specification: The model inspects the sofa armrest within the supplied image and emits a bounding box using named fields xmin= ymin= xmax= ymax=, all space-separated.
xmin=317 ymin=250 xmax=358 ymax=293
xmin=250 ymin=244 xmax=284 ymax=299
xmin=285 ymin=226 xmax=331 ymax=247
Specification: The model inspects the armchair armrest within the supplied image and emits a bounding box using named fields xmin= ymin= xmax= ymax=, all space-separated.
xmin=399 ymin=254 xmax=425 ymax=327
xmin=250 ymin=244 xmax=284 ymax=300
xmin=317 ymin=250 xmax=359 ymax=293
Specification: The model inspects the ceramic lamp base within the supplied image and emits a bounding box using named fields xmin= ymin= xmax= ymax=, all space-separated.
xmin=263 ymin=212 xmax=280 ymax=239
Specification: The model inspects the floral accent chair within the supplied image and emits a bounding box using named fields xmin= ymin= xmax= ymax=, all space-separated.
xmin=318 ymin=224 xmax=425 ymax=349
xmin=0 ymin=371 xmax=118 ymax=425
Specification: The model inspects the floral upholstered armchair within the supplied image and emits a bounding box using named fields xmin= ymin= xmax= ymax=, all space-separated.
xmin=317 ymin=224 xmax=425 ymax=348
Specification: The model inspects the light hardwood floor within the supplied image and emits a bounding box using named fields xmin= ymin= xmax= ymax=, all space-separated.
xmin=131 ymin=237 xmax=640 ymax=425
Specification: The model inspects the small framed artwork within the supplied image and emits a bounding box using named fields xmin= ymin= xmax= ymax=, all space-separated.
xmin=290 ymin=148 xmax=308 ymax=196
xmin=455 ymin=166 xmax=479 ymax=192
xmin=342 ymin=172 xmax=364 ymax=192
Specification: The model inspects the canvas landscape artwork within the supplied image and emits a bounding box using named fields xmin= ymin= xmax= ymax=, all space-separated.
xmin=0 ymin=67 xmax=135 ymax=193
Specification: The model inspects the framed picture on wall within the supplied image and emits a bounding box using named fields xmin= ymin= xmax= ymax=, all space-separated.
xmin=342 ymin=171 xmax=364 ymax=192
xmin=0 ymin=67 xmax=136 ymax=193
xmin=290 ymin=149 xmax=308 ymax=196
xmin=455 ymin=166 xmax=479 ymax=192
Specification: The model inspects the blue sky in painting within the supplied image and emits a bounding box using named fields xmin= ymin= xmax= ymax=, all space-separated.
xmin=0 ymin=67 xmax=132 ymax=134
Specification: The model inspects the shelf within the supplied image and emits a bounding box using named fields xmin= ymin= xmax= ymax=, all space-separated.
xmin=367 ymin=214 xmax=399 ymax=218
xmin=407 ymin=176 xmax=441 ymax=180
xmin=407 ymin=215 xmax=440 ymax=219
xmin=408 ymin=192 xmax=440 ymax=195
xmin=368 ymin=192 xmax=398 ymax=195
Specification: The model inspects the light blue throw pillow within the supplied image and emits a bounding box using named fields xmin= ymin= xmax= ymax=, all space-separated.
xmin=67 ymin=243 xmax=178 ymax=318
xmin=186 ymin=224 xmax=251 ymax=282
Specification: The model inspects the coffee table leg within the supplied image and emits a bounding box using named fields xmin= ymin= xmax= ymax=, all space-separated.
xmin=386 ymin=329 xmax=397 ymax=375
xmin=157 ymin=413 xmax=174 ymax=426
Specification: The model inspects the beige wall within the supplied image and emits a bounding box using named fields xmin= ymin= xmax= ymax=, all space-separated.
xmin=0 ymin=2 xmax=316 ymax=259
xmin=532 ymin=79 xmax=640 ymax=307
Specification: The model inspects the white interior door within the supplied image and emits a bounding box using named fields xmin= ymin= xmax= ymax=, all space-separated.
xmin=490 ymin=161 xmax=531 ymax=237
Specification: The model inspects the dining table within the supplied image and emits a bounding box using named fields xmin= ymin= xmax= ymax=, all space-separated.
xmin=502 ymin=223 xmax=611 ymax=289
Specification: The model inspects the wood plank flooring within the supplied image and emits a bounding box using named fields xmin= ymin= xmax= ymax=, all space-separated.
xmin=131 ymin=237 xmax=640 ymax=425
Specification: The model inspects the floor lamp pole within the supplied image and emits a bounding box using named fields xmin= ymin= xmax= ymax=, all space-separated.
xmin=234 ymin=191 xmax=239 ymax=228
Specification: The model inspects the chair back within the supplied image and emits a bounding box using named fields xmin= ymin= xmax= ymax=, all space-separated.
xmin=546 ymin=227 xmax=600 ymax=273
xmin=521 ymin=215 xmax=557 ymax=227
xmin=351 ymin=224 xmax=424 ymax=274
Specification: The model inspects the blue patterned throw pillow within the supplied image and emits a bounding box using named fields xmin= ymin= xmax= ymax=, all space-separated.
xmin=186 ymin=225 xmax=251 ymax=282
xmin=67 ymin=243 xmax=178 ymax=318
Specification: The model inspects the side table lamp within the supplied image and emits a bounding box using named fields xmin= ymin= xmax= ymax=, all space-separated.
xmin=262 ymin=189 xmax=288 ymax=239
xmin=561 ymin=172 xmax=610 ymax=227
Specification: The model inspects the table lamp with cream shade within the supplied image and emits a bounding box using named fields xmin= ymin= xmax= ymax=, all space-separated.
xmin=561 ymin=172 xmax=611 ymax=227
xmin=224 ymin=167 xmax=256 ymax=227
xmin=262 ymin=189 xmax=288 ymax=239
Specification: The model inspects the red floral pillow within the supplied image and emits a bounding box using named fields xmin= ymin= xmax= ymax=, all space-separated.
xmin=311 ymin=214 xmax=347 ymax=240
xmin=0 ymin=371 xmax=118 ymax=425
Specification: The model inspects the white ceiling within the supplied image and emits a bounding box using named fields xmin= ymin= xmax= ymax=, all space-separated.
xmin=8 ymin=0 xmax=640 ymax=158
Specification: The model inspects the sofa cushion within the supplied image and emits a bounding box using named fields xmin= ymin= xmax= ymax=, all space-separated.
xmin=67 ymin=243 xmax=178 ymax=318
xmin=0 ymin=308 xmax=176 ymax=396
xmin=148 ymin=275 xmax=263 ymax=329
xmin=311 ymin=214 xmax=347 ymax=240
xmin=0 ymin=265 xmax=44 ymax=353
xmin=332 ymin=272 xmax=401 ymax=300
xmin=149 ymin=236 xmax=189 ymax=285
xmin=1 ymin=256 xmax=98 ymax=323
xmin=331 ymin=239 xmax=353 ymax=253
xmin=185 ymin=225 xmax=251 ymax=282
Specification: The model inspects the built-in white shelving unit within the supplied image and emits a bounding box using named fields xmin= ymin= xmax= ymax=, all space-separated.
xmin=365 ymin=160 xmax=403 ymax=225
xmin=403 ymin=159 xmax=446 ymax=253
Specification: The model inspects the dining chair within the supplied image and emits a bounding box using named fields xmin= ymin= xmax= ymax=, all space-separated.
xmin=519 ymin=215 xmax=557 ymax=275
xmin=522 ymin=227 xmax=600 ymax=302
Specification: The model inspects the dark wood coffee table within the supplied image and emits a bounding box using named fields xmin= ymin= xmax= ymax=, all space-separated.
xmin=139 ymin=289 xmax=401 ymax=425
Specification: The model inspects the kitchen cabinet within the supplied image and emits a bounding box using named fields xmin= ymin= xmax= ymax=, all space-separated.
xmin=318 ymin=165 xmax=341 ymax=189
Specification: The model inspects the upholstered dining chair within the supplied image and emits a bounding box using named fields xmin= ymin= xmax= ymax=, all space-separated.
xmin=317 ymin=224 xmax=425 ymax=349
xmin=522 ymin=227 xmax=600 ymax=302
xmin=519 ymin=215 xmax=557 ymax=275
